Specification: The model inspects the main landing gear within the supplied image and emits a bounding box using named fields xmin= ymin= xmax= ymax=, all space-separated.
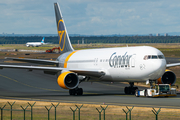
xmin=124 ymin=82 xmax=138 ymax=95
xmin=69 ymin=87 xmax=83 ymax=95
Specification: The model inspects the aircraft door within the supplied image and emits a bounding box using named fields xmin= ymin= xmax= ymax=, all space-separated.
xmin=131 ymin=54 xmax=136 ymax=68
xmin=94 ymin=58 xmax=98 ymax=66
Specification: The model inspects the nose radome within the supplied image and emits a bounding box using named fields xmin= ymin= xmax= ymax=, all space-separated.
xmin=153 ymin=60 xmax=166 ymax=78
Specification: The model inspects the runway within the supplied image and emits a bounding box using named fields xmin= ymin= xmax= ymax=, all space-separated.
xmin=0 ymin=66 xmax=180 ymax=108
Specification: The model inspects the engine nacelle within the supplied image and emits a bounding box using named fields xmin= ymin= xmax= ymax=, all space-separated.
xmin=57 ymin=71 xmax=79 ymax=89
xmin=157 ymin=70 xmax=176 ymax=85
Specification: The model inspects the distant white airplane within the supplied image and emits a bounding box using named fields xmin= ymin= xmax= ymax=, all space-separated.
xmin=26 ymin=37 xmax=45 ymax=47
xmin=0 ymin=3 xmax=180 ymax=96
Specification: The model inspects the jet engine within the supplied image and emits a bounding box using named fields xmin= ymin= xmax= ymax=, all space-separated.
xmin=57 ymin=71 xmax=79 ymax=89
xmin=157 ymin=70 xmax=176 ymax=85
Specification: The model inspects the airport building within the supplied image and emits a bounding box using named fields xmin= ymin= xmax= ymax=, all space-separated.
xmin=164 ymin=33 xmax=168 ymax=36
xmin=156 ymin=33 xmax=160 ymax=36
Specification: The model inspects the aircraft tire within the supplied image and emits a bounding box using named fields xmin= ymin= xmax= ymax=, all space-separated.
xmin=69 ymin=89 xmax=76 ymax=95
xmin=124 ymin=87 xmax=128 ymax=94
xmin=131 ymin=88 xmax=135 ymax=95
xmin=127 ymin=87 xmax=132 ymax=94
xmin=132 ymin=87 xmax=137 ymax=95
xmin=77 ymin=88 xmax=83 ymax=95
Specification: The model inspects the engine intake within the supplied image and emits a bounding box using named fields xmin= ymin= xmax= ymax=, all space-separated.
xmin=157 ymin=70 xmax=176 ymax=85
xmin=57 ymin=71 xmax=79 ymax=89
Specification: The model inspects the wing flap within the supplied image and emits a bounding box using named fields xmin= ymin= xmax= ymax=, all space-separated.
xmin=0 ymin=64 xmax=104 ymax=78
xmin=5 ymin=57 xmax=59 ymax=65
xmin=0 ymin=64 xmax=62 ymax=71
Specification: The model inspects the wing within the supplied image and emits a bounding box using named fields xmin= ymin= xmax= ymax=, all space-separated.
xmin=0 ymin=64 xmax=105 ymax=78
xmin=5 ymin=57 xmax=59 ymax=65
xmin=166 ymin=63 xmax=180 ymax=68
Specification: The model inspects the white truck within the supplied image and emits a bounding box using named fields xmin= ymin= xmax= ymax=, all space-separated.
xmin=135 ymin=84 xmax=176 ymax=97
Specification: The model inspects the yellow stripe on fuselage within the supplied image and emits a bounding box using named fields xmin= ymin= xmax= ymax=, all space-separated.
xmin=64 ymin=51 xmax=77 ymax=68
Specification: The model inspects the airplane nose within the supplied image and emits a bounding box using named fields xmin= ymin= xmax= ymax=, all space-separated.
xmin=151 ymin=59 xmax=166 ymax=79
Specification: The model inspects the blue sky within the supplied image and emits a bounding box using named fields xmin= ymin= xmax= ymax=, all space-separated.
xmin=0 ymin=0 xmax=180 ymax=35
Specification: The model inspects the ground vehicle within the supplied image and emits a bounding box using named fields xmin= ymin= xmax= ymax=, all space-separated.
xmin=135 ymin=84 xmax=176 ymax=97
xmin=46 ymin=47 xmax=60 ymax=53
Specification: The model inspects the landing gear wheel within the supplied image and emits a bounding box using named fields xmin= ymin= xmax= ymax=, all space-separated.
xmin=131 ymin=88 xmax=135 ymax=95
xmin=69 ymin=89 xmax=76 ymax=95
xmin=135 ymin=90 xmax=139 ymax=97
xmin=124 ymin=87 xmax=128 ymax=94
xmin=132 ymin=87 xmax=138 ymax=94
xmin=69 ymin=88 xmax=83 ymax=96
xmin=124 ymin=86 xmax=138 ymax=95
xmin=77 ymin=88 xmax=83 ymax=95
xmin=124 ymin=82 xmax=139 ymax=95
xmin=124 ymin=87 xmax=131 ymax=94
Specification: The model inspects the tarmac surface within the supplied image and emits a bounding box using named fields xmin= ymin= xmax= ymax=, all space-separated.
xmin=0 ymin=58 xmax=180 ymax=108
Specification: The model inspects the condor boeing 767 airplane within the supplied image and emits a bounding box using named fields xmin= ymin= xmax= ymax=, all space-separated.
xmin=0 ymin=3 xmax=180 ymax=95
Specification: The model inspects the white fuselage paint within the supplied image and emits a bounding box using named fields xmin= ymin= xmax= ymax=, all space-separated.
xmin=62 ymin=46 xmax=166 ymax=82
xmin=26 ymin=42 xmax=44 ymax=47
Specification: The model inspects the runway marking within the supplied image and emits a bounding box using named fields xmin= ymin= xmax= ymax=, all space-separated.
xmin=95 ymin=82 xmax=125 ymax=88
xmin=0 ymin=74 xmax=107 ymax=95
xmin=0 ymin=73 xmax=179 ymax=102
xmin=0 ymin=74 xmax=95 ymax=95
xmin=0 ymin=74 xmax=64 ymax=92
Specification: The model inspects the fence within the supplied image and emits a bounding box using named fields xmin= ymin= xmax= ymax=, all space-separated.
xmin=0 ymin=101 xmax=180 ymax=120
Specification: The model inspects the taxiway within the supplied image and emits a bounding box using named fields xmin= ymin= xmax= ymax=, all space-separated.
xmin=0 ymin=67 xmax=179 ymax=108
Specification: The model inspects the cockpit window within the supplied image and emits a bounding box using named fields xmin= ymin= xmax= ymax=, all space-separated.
xmin=144 ymin=55 xmax=164 ymax=60
xmin=144 ymin=55 xmax=148 ymax=60
xmin=148 ymin=55 xmax=151 ymax=59
xmin=152 ymin=55 xmax=158 ymax=59
xmin=158 ymin=55 xmax=164 ymax=59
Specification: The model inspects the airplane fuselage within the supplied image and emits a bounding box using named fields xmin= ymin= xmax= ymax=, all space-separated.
xmin=26 ymin=42 xmax=43 ymax=47
xmin=57 ymin=46 xmax=166 ymax=82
